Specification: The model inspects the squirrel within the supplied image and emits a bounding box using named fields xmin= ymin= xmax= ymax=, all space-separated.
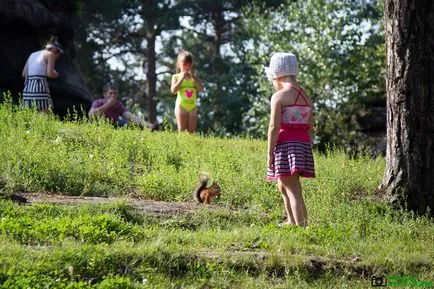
xmin=193 ymin=174 xmax=221 ymax=204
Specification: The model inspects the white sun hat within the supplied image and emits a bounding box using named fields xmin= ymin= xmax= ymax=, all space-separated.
xmin=264 ymin=52 xmax=298 ymax=80
xmin=46 ymin=39 xmax=64 ymax=54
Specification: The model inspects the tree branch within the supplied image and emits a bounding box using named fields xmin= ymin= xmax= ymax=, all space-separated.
xmin=95 ymin=49 xmax=145 ymax=65
xmin=156 ymin=70 xmax=172 ymax=76
xmin=179 ymin=25 xmax=210 ymax=39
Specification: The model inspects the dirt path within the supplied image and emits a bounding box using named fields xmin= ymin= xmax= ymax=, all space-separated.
xmin=8 ymin=192 xmax=375 ymax=278
xmin=13 ymin=192 xmax=208 ymax=215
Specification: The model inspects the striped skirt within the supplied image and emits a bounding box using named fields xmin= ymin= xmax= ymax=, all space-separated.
xmin=266 ymin=141 xmax=315 ymax=181
xmin=22 ymin=75 xmax=53 ymax=111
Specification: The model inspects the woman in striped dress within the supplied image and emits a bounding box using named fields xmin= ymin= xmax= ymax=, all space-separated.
xmin=22 ymin=36 xmax=63 ymax=112
xmin=265 ymin=53 xmax=315 ymax=228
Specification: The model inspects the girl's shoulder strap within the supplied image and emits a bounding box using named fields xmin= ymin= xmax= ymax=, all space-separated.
xmin=291 ymin=85 xmax=309 ymax=106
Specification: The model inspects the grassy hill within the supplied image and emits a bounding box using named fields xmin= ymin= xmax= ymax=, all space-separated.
xmin=0 ymin=100 xmax=432 ymax=288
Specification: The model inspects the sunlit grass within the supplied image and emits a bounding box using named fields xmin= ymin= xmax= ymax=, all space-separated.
xmin=0 ymin=99 xmax=432 ymax=288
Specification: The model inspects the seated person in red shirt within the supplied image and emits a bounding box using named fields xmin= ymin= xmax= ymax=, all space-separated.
xmin=88 ymin=82 xmax=156 ymax=129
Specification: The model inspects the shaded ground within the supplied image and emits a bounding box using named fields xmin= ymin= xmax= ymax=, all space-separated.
xmin=8 ymin=192 xmax=208 ymax=215
xmin=1 ymin=193 xmax=404 ymax=281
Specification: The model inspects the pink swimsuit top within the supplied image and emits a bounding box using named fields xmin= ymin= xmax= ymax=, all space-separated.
xmin=277 ymin=86 xmax=312 ymax=143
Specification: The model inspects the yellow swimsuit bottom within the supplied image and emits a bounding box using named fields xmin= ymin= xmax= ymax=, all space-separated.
xmin=175 ymin=74 xmax=197 ymax=112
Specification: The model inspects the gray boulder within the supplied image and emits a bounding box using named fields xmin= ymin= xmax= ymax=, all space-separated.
xmin=0 ymin=0 xmax=92 ymax=115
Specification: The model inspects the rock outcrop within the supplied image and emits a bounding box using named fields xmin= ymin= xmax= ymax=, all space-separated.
xmin=0 ymin=0 xmax=92 ymax=115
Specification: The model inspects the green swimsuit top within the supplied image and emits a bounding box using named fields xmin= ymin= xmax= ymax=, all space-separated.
xmin=175 ymin=74 xmax=197 ymax=112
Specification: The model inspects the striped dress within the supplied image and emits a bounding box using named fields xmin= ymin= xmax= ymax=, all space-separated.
xmin=266 ymin=86 xmax=315 ymax=180
xmin=22 ymin=50 xmax=53 ymax=111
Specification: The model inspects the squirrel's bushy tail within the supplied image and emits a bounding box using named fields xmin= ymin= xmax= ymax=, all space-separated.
xmin=193 ymin=173 xmax=209 ymax=203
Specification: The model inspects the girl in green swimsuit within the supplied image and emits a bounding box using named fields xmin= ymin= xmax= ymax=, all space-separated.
xmin=171 ymin=50 xmax=204 ymax=133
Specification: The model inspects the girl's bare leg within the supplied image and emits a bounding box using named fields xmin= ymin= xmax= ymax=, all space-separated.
xmin=277 ymin=180 xmax=296 ymax=224
xmin=280 ymin=173 xmax=308 ymax=227
xmin=175 ymin=105 xmax=188 ymax=132
xmin=187 ymin=109 xmax=197 ymax=133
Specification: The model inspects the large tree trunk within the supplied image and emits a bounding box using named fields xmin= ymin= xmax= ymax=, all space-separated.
xmin=380 ymin=0 xmax=434 ymax=214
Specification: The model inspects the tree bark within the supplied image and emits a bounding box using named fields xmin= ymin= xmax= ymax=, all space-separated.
xmin=212 ymin=9 xmax=223 ymax=58
xmin=381 ymin=0 xmax=434 ymax=214
xmin=145 ymin=32 xmax=157 ymax=123
xmin=144 ymin=0 xmax=157 ymax=124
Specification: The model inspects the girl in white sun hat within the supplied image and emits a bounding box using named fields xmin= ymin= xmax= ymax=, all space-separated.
xmin=265 ymin=52 xmax=315 ymax=228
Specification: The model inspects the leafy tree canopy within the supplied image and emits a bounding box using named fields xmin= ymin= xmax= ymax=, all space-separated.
xmin=74 ymin=0 xmax=385 ymax=152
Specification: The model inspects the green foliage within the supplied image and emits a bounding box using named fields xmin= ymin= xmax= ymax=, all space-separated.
xmin=73 ymin=0 xmax=386 ymax=153
xmin=242 ymin=0 xmax=385 ymax=151
xmin=0 ymin=201 xmax=432 ymax=287
xmin=0 ymin=103 xmax=272 ymax=202
xmin=74 ymin=0 xmax=147 ymax=99
xmin=0 ymin=202 xmax=144 ymax=245
xmin=0 ymin=103 xmax=431 ymax=287
xmin=158 ymin=0 xmax=286 ymax=136
xmin=74 ymin=0 xmax=185 ymax=122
